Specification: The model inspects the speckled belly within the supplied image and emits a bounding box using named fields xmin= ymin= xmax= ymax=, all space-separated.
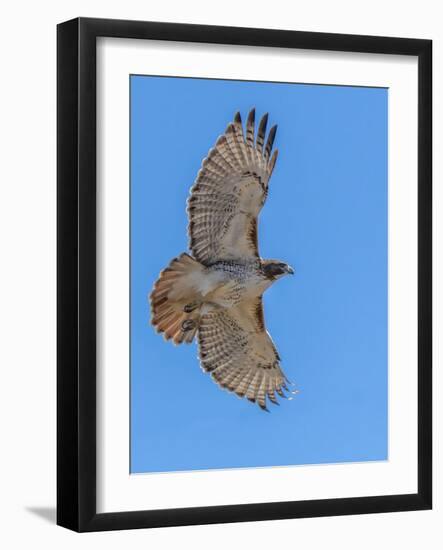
xmin=204 ymin=264 xmax=267 ymax=309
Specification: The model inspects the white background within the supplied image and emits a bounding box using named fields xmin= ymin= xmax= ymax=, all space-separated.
xmin=0 ymin=0 xmax=441 ymax=548
xmin=97 ymin=39 xmax=418 ymax=512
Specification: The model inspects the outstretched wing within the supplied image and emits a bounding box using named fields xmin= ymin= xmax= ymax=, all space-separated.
xmin=187 ymin=109 xmax=278 ymax=265
xmin=197 ymin=298 xmax=292 ymax=410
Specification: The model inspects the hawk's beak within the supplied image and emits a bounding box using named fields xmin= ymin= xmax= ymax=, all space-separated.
xmin=286 ymin=265 xmax=295 ymax=275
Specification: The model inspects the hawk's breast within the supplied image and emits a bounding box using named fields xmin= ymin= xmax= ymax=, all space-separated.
xmin=204 ymin=261 xmax=268 ymax=308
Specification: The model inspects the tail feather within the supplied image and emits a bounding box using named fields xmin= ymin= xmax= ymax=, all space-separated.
xmin=150 ymin=253 xmax=203 ymax=345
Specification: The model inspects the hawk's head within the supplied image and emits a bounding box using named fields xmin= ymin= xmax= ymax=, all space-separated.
xmin=261 ymin=260 xmax=295 ymax=280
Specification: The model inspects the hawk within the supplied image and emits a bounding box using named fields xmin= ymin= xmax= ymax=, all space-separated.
xmin=150 ymin=109 xmax=295 ymax=410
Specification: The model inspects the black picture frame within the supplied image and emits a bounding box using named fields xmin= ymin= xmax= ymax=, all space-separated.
xmin=57 ymin=17 xmax=432 ymax=532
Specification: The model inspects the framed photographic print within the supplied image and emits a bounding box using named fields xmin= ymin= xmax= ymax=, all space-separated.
xmin=57 ymin=17 xmax=432 ymax=532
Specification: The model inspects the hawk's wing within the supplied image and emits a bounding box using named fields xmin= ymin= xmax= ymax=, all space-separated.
xmin=187 ymin=109 xmax=278 ymax=265
xmin=198 ymin=298 xmax=292 ymax=410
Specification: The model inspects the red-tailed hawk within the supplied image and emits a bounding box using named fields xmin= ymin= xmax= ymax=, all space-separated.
xmin=150 ymin=109 xmax=295 ymax=410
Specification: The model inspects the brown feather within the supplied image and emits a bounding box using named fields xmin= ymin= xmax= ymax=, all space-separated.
xmin=197 ymin=300 xmax=291 ymax=410
xmin=187 ymin=110 xmax=279 ymax=265
xmin=150 ymin=253 xmax=203 ymax=345
xmin=256 ymin=113 xmax=268 ymax=153
xmin=264 ymin=125 xmax=277 ymax=161
xmin=246 ymin=108 xmax=255 ymax=148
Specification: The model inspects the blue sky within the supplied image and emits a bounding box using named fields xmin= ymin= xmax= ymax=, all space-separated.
xmin=130 ymin=75 xmax=388 ymax=474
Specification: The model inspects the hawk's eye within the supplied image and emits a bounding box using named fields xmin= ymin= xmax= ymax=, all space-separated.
xmin=264 ymin=263 xmax=286 ymax=278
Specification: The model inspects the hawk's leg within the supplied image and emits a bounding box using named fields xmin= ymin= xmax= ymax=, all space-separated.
xmin=181 ymin=319 xmax=196 ymax=332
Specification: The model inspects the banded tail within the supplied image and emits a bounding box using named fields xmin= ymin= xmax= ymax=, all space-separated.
xmin=150 ymin=253 xmax=203 ymax=344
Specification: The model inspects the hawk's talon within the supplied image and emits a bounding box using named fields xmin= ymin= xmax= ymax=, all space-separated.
xmin=183 ymin=302 xmax=198 ymax=313
xmin=182 ymin=319 xmax=196 ymax=332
